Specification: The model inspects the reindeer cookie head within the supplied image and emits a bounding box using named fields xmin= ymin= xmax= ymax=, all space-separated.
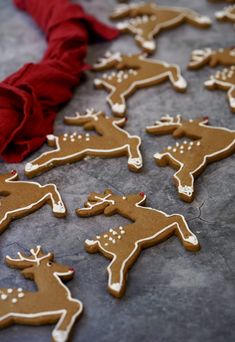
xmin=110 ymin=2 xmax=211 ymax=52
xmin=6 ymin=246 xmax=75 ymax=281
xmin=215 ymin=4 xmax=235 ymax=22
xmin=77 ymin=189 xmax=146 ymax=217
xmin=0 ymin=246 xmax=82 ymax=342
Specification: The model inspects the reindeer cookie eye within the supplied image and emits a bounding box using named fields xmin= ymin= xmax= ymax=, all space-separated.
xmin=47 ymin=262 xmax=53 ymax=267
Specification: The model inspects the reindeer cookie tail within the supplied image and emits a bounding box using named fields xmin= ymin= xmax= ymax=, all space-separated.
xmin=188 ymin=48 xmax=213 ymax=70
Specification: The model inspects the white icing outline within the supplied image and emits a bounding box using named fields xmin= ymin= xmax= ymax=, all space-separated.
xmin=94 ymin=54 xmax=187 ymax=114
xmin=147 ymin=117 xmax=235 ymax=200
xmin=0 ymin=172 xmax=66 ymax=228
xmin=0 ymin=247 xmax=83 ymax=342
xmin=216 ymin=5 xmax=235 ymax=21
xmin=25 ymin=113 xmax=142 ymax=174
xmin=112 ymin=3 xmax=211 ymax=50
xmin=82 ymin=194 xmax=198 ymax=296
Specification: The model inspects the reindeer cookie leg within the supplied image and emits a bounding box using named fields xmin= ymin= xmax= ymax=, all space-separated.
xmin=168 ymin=65 xmax=187 ymax=92
xmin=43 ymin=184 xmax=67 ymax=217
xmin=168 ymin=214 xmax=200 ymax=251
xmin=184 ymin=10 xmax=212 ymax=28
xmin=94 ymin=78 xmax=126 ymax=116
xmin=52 ymin=301 xmax=82 ymax=342
xmin=127 ymin=137 xmax=142 ymax=172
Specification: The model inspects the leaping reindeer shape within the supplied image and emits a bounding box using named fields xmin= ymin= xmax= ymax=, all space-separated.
xmin=0 ymin=170 xmax=66 ymax=234
xmin=93 ymin=52 xmax=187 ymax=116
xmin=0 ymin=246 xmax=83 ymax=342
xmin=110 ymin=2 xmax=211 ymax=52
xmin=77 ymin=190 xmax=199 ymax=298
xmin=146 ymin=115 xmax=235 ymax=202
xmin=25 ymin=109 xmax=142 ymax=177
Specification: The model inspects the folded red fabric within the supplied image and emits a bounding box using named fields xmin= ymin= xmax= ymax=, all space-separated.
xmin=0 ymin=0 xmax=119 ymax=162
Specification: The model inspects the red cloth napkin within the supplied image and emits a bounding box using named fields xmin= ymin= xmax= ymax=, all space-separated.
xmin=0 ymin=0 xmax=119 ymax=162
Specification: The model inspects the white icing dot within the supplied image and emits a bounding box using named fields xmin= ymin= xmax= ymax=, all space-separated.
xmin=64 ymin=133 xmax=68 ymax=137
xmin=85 ymin=138 xmax=90 ymax=141
xmin=190 ymin=142 xmax=194 ymax=146
xmin=184 ymin=141 xmax=187 ymax=144
xmin=122 ymin=197 xmax=126 ymax=200
xmin=118 ymin=235 xmax=121 ymax=239
xmin=188 ymin=146 xmax=192 ymax=150
xmin=112 ymin=231 xmax=117 ymax=235
xmin=96 ymin=235 xmax=100 ymax=239
xmin=1 ymin=294 xmax=7 ymax=300
xmin=85 ymin=133 xmax=90 ymax=137
xmin=18 ymin=293 xmax=24 ymax=298
xmin=109 ymin=237 xmax=113 ymax=241
xmin=196 ymin=141 xmax=201 ymax=146
xmin=17 ymin=288 xmax=23 ymax=292
xmin=119 ymin=226 xmax=123 ymax=230
xmin=109 ymin=229 xmax=113 ymax=232
xmin=176 ymin=142 xmax=179 ymax=147
xmin=180 ymin=151 xmax=184 ymax=154
xmin=180 ymin=146 xmax=184 ymax=150
xmin=121 ymin=231 xmax=125 ymax=235
xmin=71 ymin=138 xmax=75 ymax=142
xmin=167 ymin=146 xmax=172 ymax=150
xmin=173 ymin=148 xmax=177 ymax=152
xmin=105 ymin=243 xmax=108 ymax=246
xmin=12 ymin=298 xmax=17 ymax=304
xmin=104 ymin=234 xmax=108 ymax=238
xmin=7 ymin=289 xmax=13 ymax=294
xmin=189 ymin=119 xmax=193 ymax=123
xmin=112 ymin=240 xmax=116 ymax=244
xmin=78 ymin=135 xmax=82 ymax=139
xmin=63 ymin=138 xmax=67 ymax=141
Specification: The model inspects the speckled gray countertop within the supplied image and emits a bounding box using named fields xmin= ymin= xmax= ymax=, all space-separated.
xmin=0 ymin=0 xmax=234 ymax=341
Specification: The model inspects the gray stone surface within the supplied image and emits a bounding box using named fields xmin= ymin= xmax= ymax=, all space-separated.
xmin=0 ymin=0 xmax=234 ymax=341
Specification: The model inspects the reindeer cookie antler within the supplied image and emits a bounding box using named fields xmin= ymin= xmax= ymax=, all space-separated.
xmin=205 ymin=66 xmax=235 ymax=112
xmin=25 ymin=109 xmax=142 ymax=177
xmin=110 ymin=3 xmax=211 ymax=52
xmin=93 ymin=52 xmax=187 ymax=116
xmin=215 ymin=4 xmax=235 ymax=23
xmin=146 ymin=115 xmax=235 ymax=202
xmin=0 ymin=170 xmax=66 ymax=234
xmin=76 ymin=190 xmax=199 ymax=298
xmin=188 ymin=47 xmax=235 ymax=69
xmin=0 ymin=246 xmax=83 ymax=342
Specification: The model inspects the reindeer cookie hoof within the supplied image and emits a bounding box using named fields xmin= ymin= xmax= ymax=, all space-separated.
xmin=204 ymin=79 xmax=215 ymax=88
xmin=47 ymin=134 xmax=55 ymax=141
xmin=178 ymin=185 xmax=194 ymax=201
xmin=154 ymin=153 xmax=168 ymax=166
xmin=94 ymin=78 xmax=103 ymax=87
xmin=142 ymin=40 xmax=156 ymax=52
xmin=174 ymin=77 xmax=187 ymax=91
xmin=53 ymin=202 xmax=66 ymax=217
xmin=85 ymin=239 xmax=99 ymax=253
xmin=215 ymin=10 xmax=226 ymax=20
xmin=25 ymin=163 xmax=39 ymax=173
xmin=197 ymin=16 xmax=212 ymax=25
xmin=52 ymin=330 xmax=68 ymax=342
xmin=229 ymin=97 xmax=235 ymax=111
xmin=112 ymin=103 xmax=125 ymax=116
xmin=128 ymin=157 xmax=143 ymax=171
xmin=109 ymin=282 xmax=122 ymax=296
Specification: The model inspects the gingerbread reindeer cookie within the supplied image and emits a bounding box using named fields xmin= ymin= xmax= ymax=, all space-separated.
xmin=0 ymin=246 xmax=83 ymax=342
xmin=110 ymin=3 xmax=211 ymax=52
xmin=77 ymin=190 xmax=199 ymax=298
xmin=188 ymin=47 xmax=235 ymax=69
xmin=94 ymin=52 xmax=187 ymax=116
xmin=25 ymin=109 xmax=142 ymax=177
xmin=215 ymin=4 xmax=235 ymax=22
xmin=0 ymin=170 xmax=66 ymax=234
xmin=205 ymin=66 xmax=235 ymax=112
xmin=146 ymin=115 xmax=235 ymax=202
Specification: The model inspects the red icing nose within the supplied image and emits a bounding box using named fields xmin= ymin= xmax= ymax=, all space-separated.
xmin=203 ymin=116 xmax=209 ymax=120
xmin=11 ymin=170 xmax=17 ymax=175
xmin=125 ymin=118 xmax=128 ymax=122
xmin=139 ymin=192 xmax=145 ymax=197
xmin=69 ymin=268 xmax=75 ymax=273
